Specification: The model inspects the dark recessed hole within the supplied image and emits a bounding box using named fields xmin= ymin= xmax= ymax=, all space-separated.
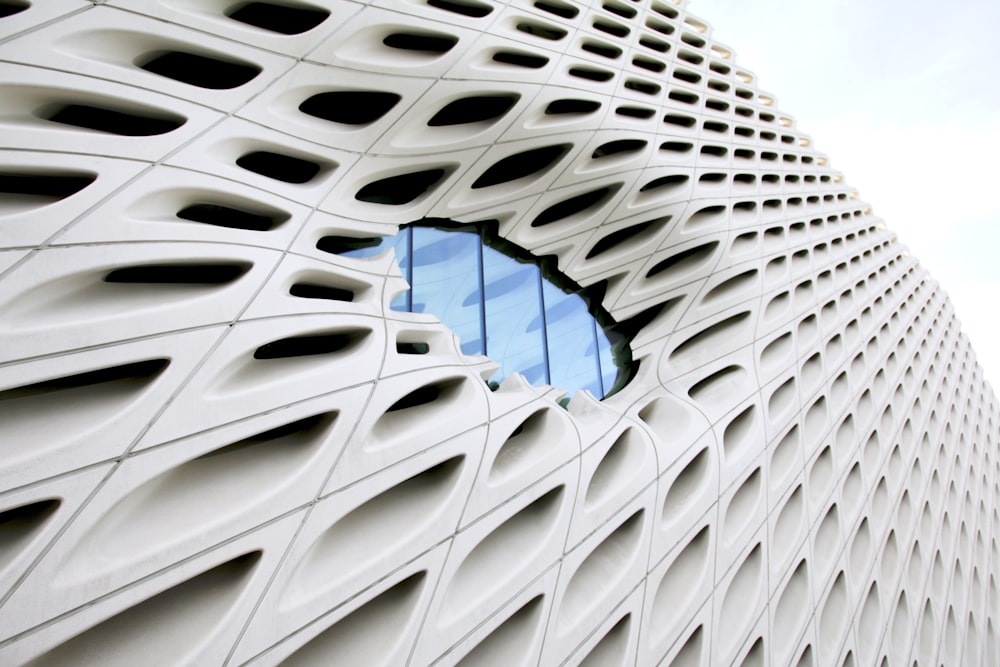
xmin=472 ymin=144 xmax=569 ymax=189
xmin=582 ymin=40 xmax=622 ymax=59
xmin=137 ymin=51 xmax=261 ymax=90
xmin=586 ymin=216 xmax=669 ymax=259
xmin=733 ymin=173 xmax=755 ymax=183
xmin=689 ymin=365 xmax=743 ymax=399
xmin=677 ymin=49 xmax=703 ymax=65
xmin=639 ymin=174 xmax=688 ymax=192
xmin=396 ymin=341 xmax=430 ymax=355
xmin=428 ymin=0 xmax=493 ymax=17
xmin=428 ymin=94 xmax=518 ymax=126
xmin=708 ymin=80 xmax=730 ymax=93
xmin=646 ymin=17 xmax=674 ymax=35
xmin=616 ymin=106 xmax=654 ymax=119
xmin=0 ymin=172 xmax=95 ymax=202
xmin=735 ymin=88 xmax=754 ymax=99
xmin=534 ymin=0 xmax=578 ymax=19
xmin=660 ymin=141 xmax=693 ymax=153
xmin=701 ymin=145 xmax=727 ymax=157
xmin=225 ymin=2 xmax=330 ymax=34
xmin=316 ymin=235 xmax=383 ymax=255
xmin=298 ymin=91 xmax=400 ymax=125
xmin=235 ymin=151 xmax=323 ymax=184
xmin=668 ymin=90 xmax=698 ymax=105
xmin=603 ymin=2 xmax=636 ymax=18
xmin=493 ymin=51 xmax=549 ymax=68
xmin=693 ymin=205 xmax=727 ymax=222
xmin=254 ymin=330 xmax=367 ymax=359
xmin=594 ymin=19 xmax=629 ymax=38
xmin=289 ymin=282 xmax=354 ymax=302
xmin=383 ymin=32 xmax=458 ymax=54
xmin=705 ymin=99 xmax=729 ymax=112
xmin=673 ymin=68 xmax=701 ymax=84
xmin=734 ymin=126 xmax=754 ymax=137
xmin=386 ymin=382 xmax=445 ymax=412
xmin=40 ymin=104 xmax=184 ymax=136
xmin=705 ymin=270 xmax=758 ymax=301
xmin=663 ymin=114 xmax=696 ymax=128
xmin=516 ymin=21 xmax=566 ymax=40
xmin=356 ymin=168 xmax=448 ymax=205
xmin=624 ymin=79 xmax=660 ymax=95
xmin=672 ymin=313 xmax=749 ymax=361
xmin=177 ymin=203 xmax=288 ymax=231
xmin=646 ymin=241 xmax=718 ymax=278
xmin=0 ymin=499 xmax=60 ymax=559
xmin=734 ymin=148 xmax=755 ymax=159
xmin=652 ymin=3 xmax=678 ymax=18
xmin=681 ymin=32 xmax=706 ymax=48
xmin=633 ymin=56 xmax=665 ymax=73
xmin=592 ymin=139 xmax=646 ymax=159
xmin=104 ymin=263 xmax=250 ymax=285
xmin=531 ymin=184 xmax=619 ymax=227
xmin=703 ymin=120 xmax=728 ymax=133
xmin=545 ymin=99 xmax=601 ymax=116
xmin=698 ymin=173 xmax=726 ymax=183
xmin=0 ymin=1 xmax=29 ymax=18
xmin=236 ymin=412 xmax=335 ymax=446
xmin=710 ymin=61 xmax=731 ymax=74
xmin=639 ymin=36 xmax=669 ymax=53
xmin=0 ymin=359 xmax=168 ymax=401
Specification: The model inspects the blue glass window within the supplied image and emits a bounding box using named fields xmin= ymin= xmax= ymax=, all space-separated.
xmin=352 ymin=222 xmax=629 ymax=399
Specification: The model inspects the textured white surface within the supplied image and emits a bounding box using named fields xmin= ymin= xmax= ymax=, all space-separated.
xmin=0 ymin=1 xmax=997 ymax=665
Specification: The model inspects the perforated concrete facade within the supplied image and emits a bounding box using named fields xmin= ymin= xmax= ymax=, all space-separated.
xmin=0 ymin=1 xmax=998 ymax=665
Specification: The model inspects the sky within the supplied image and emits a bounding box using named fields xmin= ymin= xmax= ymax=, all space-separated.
xmin=692 ymin=0 xmax=1000 ymax=389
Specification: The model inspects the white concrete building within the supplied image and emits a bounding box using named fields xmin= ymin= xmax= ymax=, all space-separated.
xmin=0 ymin=1 xmax=996 ymax=665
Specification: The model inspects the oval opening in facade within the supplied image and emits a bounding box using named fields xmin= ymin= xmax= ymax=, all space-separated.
xmin=345 ymin=219 xmax=633 ymax=399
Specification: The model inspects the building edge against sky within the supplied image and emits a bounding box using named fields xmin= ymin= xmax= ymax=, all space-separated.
xmin=692 ymin=0 xmax=1000 ymax=387
xmin=0 ymin=1 xmax=997 ymax=665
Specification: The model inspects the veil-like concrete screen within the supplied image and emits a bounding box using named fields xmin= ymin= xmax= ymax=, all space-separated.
xmin=0 ymin=1 xmax=997 ymax=666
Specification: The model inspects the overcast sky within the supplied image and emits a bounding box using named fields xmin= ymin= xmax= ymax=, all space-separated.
xmin=693 ymin=0 xmax=1000 ymax=389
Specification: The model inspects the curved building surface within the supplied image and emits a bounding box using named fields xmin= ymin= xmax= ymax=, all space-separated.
xmin=0 ymin=1 xmax=997 ymax=665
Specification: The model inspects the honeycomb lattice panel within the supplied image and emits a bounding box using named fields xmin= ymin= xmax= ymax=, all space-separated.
xmin=0 ymin=1 xmax=998 ymax=665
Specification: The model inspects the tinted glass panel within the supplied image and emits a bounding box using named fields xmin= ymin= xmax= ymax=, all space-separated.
xmin=411 ymin=228 xmax=484 ymax=355
xmin=390 ymin=228 xmax=411 ymax=311
xmin=542 ymin=281 xmax=603 ymax=395
xmin=597 ymin=329 xmax=618 ymax=395
xmin=345 ymin=223 xmax=625 ymax=398
xmin=483 ymin=250 xmax=547 ymax=385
